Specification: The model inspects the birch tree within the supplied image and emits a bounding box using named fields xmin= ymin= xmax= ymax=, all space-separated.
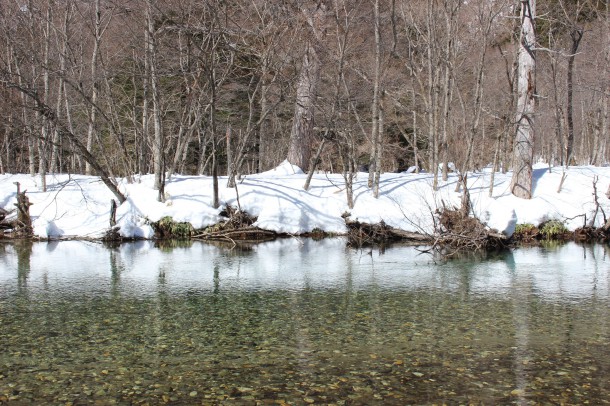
xmin=511 ymin=0 xmax=536 ymax=199
xmin=84 ymin=0 xmax=107 ymax=176
xmin=145 ymin=0 xmax=165 ymax=200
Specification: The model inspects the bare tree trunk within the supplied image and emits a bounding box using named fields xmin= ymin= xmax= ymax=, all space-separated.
xmin=550 ymin=45 xmax=565 ymax=166
xmin=2 ymin=79 xmax=126 ymax=203
xmin=51 ymin=78 xmax=63 ymax=173
xmin=38 ymin=4 xmax=52 ymax=192
xmin=86 ymin=0 xmax=104 ymax=176
xmin=258 ymin=78 xmax=269 ymax=173
xmin=601 ymin=94 xmax=609 ymax=164
xmin=440 ymin=69 xmax=453 ymax=182
xmin=62 ymin=70 xmax=79 ymax=173
xmin=51 ymin=3 xmax=72 ymax=174
xmin=425 ymin=0 xmax=441 ymax=190
xmin=565 ymin=27 xmax=583 ymax=166
xmin=511 ymin=0 xmax=536 ymax=199
xmin=591 ymin=104 xmax=602 ymax=165
xmin=462 ymin=3 xmax=496 ymax=174
xmin=368 ymin=0 xmax=382 ymax=194
xmin=197 ymin=129 xmax=208 ymax=175
xmin=226 ymin=126 xmax=233 ymax=184
xmin=146 ymin=0 xmax=164 ymax=198
xmin=304 ymin=138 xmax=326 ymax=191
xmin=413 ymin=109 xmax=419 ymax=172
xmin=10 ymin=45 xmax=36 ymax=177
xmin=489 ymin=129 xmax=502 ymax=197
xmin=498 ymin=26 xmax=519 ymax=174
xmin=579 ymin=99 xmax=587 ymax=163
xmin=287 ymin=3 xmax=326 ymax=171
xmin=210 ymin=63 xmax=220 ymax=209
xmin=602 ymin=0 xmax=610 ymax=164
xmin=140 ymin=46 xmax=150 ymax=175
xmin=373 ymin=93 xmax=384 ymax=198
xmin=287 ymin=40 xmax=320 ymax=171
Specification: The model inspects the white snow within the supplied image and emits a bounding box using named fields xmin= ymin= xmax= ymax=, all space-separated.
xmin=1 ymin=163 xmax=609 ymax=239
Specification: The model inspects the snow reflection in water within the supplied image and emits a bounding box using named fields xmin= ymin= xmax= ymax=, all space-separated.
xmin=0 ymin=240 xmax=609 ymax=404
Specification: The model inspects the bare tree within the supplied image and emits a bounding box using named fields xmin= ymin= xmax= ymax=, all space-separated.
xmin=460 ymin=0 xmax=504 ymax=175
xmin=367 ymin=0 xmax=383 ymax=198
xmin=511 ymin=0 xmax=536 ymax=199
xmin=287 ymin=2 xmax=328 ymax=171
xmin=1 ymin=77 xmax=126 ymax=203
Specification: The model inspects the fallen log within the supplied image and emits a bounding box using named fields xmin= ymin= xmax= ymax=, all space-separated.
xmin=193 ymin=227 xmax=277 ymax=241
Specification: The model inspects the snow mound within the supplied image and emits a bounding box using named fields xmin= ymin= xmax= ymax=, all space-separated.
xmin=259 ymin=160 xmax=304 ymax=176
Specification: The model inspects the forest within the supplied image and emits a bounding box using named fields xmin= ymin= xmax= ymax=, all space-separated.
xmin=0 ymin=0 xmax=608 ymax=204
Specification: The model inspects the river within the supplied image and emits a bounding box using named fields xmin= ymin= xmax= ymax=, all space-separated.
xmin=1 ymin=239 xmax=609 ymax=404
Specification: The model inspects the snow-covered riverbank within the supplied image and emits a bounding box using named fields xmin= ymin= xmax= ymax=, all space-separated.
xmin=1 ymin=162 xmax=609 ymax=240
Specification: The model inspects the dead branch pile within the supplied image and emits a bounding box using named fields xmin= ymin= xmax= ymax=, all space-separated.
xmin=435 ymin=208 xmax=507 ymax=252
xmin=0 ymin=183 xmax=33 ymax=238
xmin=346 ymin=219 xmax=432 ymax=247
xmin=573 ymin=226 xmax=610 ymax=242
xmin=0 ymin=208 xmax=16 ymax=232
xmin=193 ymin=206 xmax=276 ymax=244
xmin=102 ymin=226 xmax=123 ymax=242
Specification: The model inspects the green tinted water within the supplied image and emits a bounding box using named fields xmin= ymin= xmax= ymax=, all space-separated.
xmin=1 ymin=240 xmax=609 ymax=404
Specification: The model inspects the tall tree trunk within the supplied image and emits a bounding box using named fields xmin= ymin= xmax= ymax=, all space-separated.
xmin=550 ymin=46 xmax=565 ymax=166
xmin=424 ymin=0 xmax=442 ymax=190
xmin=462 ymin=3 xmax=497 ymax=174
xmin=368 ymin=0 xmax=382 ymax=193
xmin=11 ymin=44 xmax=36 ymax=177
xmin=373 ymin=94 xmax=384 ymax=198
xmin=287 ymin=41 xmax=320 ymax=171
xmin=146 ymin=0 xmax=164 ymax=197
xmin=86 ymin=0 xmax=103 ymax=176
xmin=511 ymin=0 xmax=536 ymax=199
xmin=38 ymin=4 xmax=52 ymax=192
xmin=258 ymin=78 xmax=269 ymax=173
xmin=210 ymin=61 xmax=220 ymax=209
xmin=62 ymin=70 xmax=79 ymax=173
xmin=140 ymin=46 xmax=150 ymax=175
xmin=51 ymin=3 xmax=72 ymax=174
xmin=287 ymin=3 xmax=326 ymax=171
xmin=565 ymin=27 xmax=583 ymax=166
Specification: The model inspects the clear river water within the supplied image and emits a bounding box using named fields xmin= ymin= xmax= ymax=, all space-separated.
xmin=1 ymin=239 xmax=609 ymax=405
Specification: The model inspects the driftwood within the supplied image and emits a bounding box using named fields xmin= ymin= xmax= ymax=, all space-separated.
xmin=13 ymin=182 xmax=33 ymax=235
xmin=193 ymin=227 xmax=277 ymax=243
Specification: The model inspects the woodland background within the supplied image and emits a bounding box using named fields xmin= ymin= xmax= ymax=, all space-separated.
xmin=0 ymin=0 xmax=607 ymax=200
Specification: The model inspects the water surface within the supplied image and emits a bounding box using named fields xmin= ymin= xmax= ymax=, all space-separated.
xmin=1 ymin=240 xmax=609 ymax=404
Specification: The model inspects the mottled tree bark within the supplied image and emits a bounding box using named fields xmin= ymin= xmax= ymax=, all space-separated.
xmin=511 ymin=0 xmax=536 ymax=199
xmin=287 ymin=41 xmax=320 ymax=171
xmin=287 ymin=3 xmax=326 ymax=171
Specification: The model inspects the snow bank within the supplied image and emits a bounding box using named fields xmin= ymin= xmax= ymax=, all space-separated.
xmin=1 ymin=164 xmax=609 ymax=239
